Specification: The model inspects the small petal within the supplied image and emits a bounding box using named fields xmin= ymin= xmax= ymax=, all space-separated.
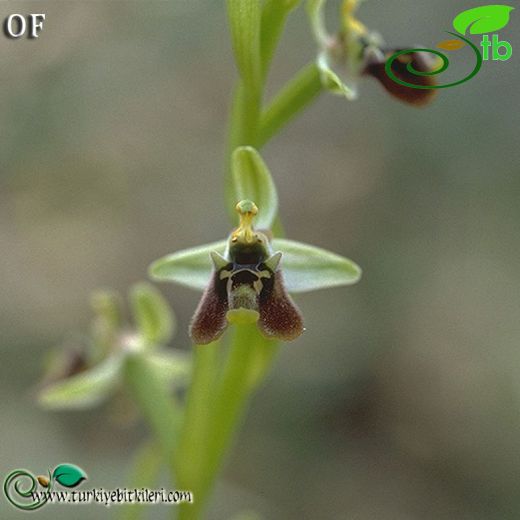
xmin=257 ymin=270 xmax=304 ymax=341
xmin=231 ymin=147 xmax=278 ymax=230
xmin=189 ymin=272 xmax=229 ymax=345
xmin=130 ymin=283 xmax=176 ymax=347
xmin=272 ymin=238 xmax=361 ymax=292
xmin=149 ymin=240 xmax=227 ymax=290
xmin=38 ymin=355 xmax=123 ymax=410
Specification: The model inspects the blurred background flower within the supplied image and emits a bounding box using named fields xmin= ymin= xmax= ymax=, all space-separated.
xmin=1 ymin=1 xmax=520 ymax=519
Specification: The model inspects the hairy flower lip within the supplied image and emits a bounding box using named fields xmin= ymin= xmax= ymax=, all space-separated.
xmin=189 ymin=201 xmax=305 ymax=344
xmin=363 ymin=49 xmax=439 ymax=106
xmin=151 ymin=199 xmax=361 ymax=345
xmin=150 ymin=145 xmax=361 ymax=345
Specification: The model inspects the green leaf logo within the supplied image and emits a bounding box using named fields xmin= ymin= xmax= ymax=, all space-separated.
xmin=51 ymin=463 xmax=87 ymax=488
xmin=453 ymin=5 xmax=514 ymax=35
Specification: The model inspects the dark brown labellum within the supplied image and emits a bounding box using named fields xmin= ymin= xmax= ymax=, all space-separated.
xmin=364 ymin=49 xmax=437 ymax=106
xmin=190 ymin=245 xmax=303 ymax=344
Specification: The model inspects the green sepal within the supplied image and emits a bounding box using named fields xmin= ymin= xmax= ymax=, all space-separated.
xmin=272 ymin=238 xmax=361 ymax=292
xmin=150 ymin=238 xmax=361 ymax=294
xmin=90 ymin=289 xmax=122 ymax=359
xmin=149 ymin=240 xmax=227 ymax=291
xmin=231 ymin=147 xmax=278 ymax=230
xmin=38 ymin=355 xmax=123 ymax=410
xmin=130 ymin=283 xmax=176 ymax=347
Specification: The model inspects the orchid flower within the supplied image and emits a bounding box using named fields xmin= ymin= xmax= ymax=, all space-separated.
xmin=307 ymin=0 xmax=438 ymax=105
xmin=38 ymin=284 xmax=189 ymax=410
xmin=150 ymin=147 xmax=361 ymax=344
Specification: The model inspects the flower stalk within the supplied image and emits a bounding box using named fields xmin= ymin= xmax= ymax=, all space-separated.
xmin=150 ymin=2 xmax=364 ymax=515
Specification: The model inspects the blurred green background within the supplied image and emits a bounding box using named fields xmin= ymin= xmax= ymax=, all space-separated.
xmin=2 ymin=1 xmax=520 ymax=518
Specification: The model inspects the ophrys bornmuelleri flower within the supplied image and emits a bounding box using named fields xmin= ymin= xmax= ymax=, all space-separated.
xmin=37 ymin=283 xmax=189 ymax=410
xmin=149 ymin=147 xmax=361 ymax=345
xmin=307 ymin=0 xmax=439 ymax=105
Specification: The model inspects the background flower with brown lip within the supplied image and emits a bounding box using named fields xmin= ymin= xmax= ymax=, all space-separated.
xmin=307 ymin=0 xmax=439 ymax=105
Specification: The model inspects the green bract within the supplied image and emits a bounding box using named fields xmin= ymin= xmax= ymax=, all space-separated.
xmin=38 ymin=283 xmax=189 ymax=410
xmin=131 ymin=282 xmax=176 ymax=346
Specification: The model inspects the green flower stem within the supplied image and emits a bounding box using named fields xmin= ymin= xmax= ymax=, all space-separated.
xmin=175 ymin=342 xmax=220 ymax=503
xmin=179 ymin=6 xmax=321 ymax=519
xmin=226 ymin=82 xmax=263 ymax=214
xmin=257 ymin=62 xmax=322 ymax=147
xmin=225 ymin=0 xmax=298 ymax=215
xmin=119 ymin=441 xmax=162 ymax=520
xmin=124 ymin=353 xmax=182 ymax=470
xmin=178 ymin=325 xmax=278 ymax=520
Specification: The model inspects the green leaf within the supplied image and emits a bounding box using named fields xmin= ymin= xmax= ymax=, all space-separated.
xmin=38 ymin=356 xmax=123 ymax=410
xmin=147 ymin=350 xmax=191 ymax=387
xmin=272 ymin=238 xmax=361 ymax=292
xmin=52 ymin=464 xmax=87 ymax=488
xmin=317 ymin=51 xmax=357 ymax=100
xmin=149 ymin=240 xmax=227 ymax=291
xmin=453 ymin=5 xmax=514 ymax=35
xmin=130 ymin=283 xmax=176 ymax=347
xmin=231 ymin=147 xmax=278 ymax=229
xmin=227 ymin=0 xmax=262 ymax=89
